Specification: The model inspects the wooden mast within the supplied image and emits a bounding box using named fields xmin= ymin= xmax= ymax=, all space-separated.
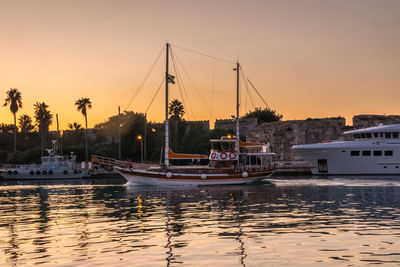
xmin=165 ymin=43 xmax=170 ymax=168
xmin=235 ymin=62 xmax=240 ymax=153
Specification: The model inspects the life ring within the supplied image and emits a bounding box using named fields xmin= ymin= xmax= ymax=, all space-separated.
xmin=210 ymin=152 xmax=217 ymax=160
xmin=7 ymin=170 xmax=12 ymax=175
xmin=220 ymin=152 xmax=228 ymax=160
xmin=74 ymin=170 xmax=78 ymax=174
xmin=36 ymin=171 xmax=41 ymax=175
xmin=42 ymin=170 xmax=47 ymax=175
xmin=229 ymin=152 xmax=237 ymax=160
xmin=29 ymin=170 xmax=34 ymax=175
xmin=48 ymin=170 xmax=53 ymax=175
xmin=13 ymin=170 xmax=18 ymax=175
xmin=63 ymin=170 xmax=68 ymax=175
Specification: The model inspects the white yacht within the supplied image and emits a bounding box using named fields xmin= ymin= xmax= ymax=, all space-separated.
xmin=292 ymin=124 xmax=400 ymax=175
xmin=2 ymin=141 xmax=91 ymax=180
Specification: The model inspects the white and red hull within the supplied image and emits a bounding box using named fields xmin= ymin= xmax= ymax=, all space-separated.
xmin=114 ymin=166 xmax=274 ymax=186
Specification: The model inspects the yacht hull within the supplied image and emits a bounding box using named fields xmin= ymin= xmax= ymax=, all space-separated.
xmin=115 ymin=167 xmax=274 ymax=186
xmin=293 ymin=144 xmax=400 ymax=175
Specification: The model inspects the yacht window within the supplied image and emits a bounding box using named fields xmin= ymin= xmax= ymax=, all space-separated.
xmin=354 ymin=134 xmax=359 ymax=139
xmin=43 ymin=158 xmax=48 ymax=162
xmin=366 ymin=133 xmax=372 ymax=138
xmin=373 ymin=151 xmax=382 ymax=156
xmin=362 ymin=151 xmax=371 ymax=156
xmin=373 ymin=133 xmax=379 ymax=138
xmin=385 ymin=133 xmax=391 ymax=138
xmin=361 ymin=133 xmax=366 ymax=138
xmin=384 ymin=150 xmax=393 ymax=156
xmin=380 ymin=133 xmax=384 ymax=137
xmin=393 ymin=133 xmax=399 ymax=138
xmin=351 ymin=151 xmax=360 ymax=156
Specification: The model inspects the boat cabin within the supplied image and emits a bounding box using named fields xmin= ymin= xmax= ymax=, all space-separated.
xmin=344 ymin=124 xmax=400 ymax=141
xmin=209 ymin=135 xmax=274 ymax=170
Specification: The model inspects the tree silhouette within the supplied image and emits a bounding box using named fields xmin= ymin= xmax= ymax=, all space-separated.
xmin=75 ymin=97 xmax=92 ymax=162
xmin=3 ymin=88 xmax=22 ymax=152
xmin=168 ymin=99 xmax=185 ymax=119
xmin=18 ymin=114 xmax=34 ymax=133
xmin=34 ymin=102 xmax=53 ymax=156
xmin=68 ymin=122 xmax=82 ymax=130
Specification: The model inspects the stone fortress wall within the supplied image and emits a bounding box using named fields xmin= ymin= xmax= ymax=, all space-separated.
xmin=240 ymin=114 xmax=400 ymax=161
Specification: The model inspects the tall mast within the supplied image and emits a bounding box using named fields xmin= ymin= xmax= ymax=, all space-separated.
xmin=165 ymin=43 xmax=170 ymax=168
xmin=235 ymin=62 xmax=240 ymax=149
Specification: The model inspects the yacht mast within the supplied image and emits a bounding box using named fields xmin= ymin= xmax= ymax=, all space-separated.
xmin=235 ymin=62 xmax=240 ymax=152
xmin=165 ymin=43 xmax=170 ymax=168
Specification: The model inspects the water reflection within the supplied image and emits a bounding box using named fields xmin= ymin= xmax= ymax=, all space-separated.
xmin=0 ymin=177 xmax=399 ymax=266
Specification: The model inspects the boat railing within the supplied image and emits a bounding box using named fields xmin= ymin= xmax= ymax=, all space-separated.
xmin=91 ymin=155 xmax=132 ymax=169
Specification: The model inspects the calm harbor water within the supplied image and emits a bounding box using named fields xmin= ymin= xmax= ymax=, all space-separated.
xmin=1 ymin=176 xmax=400 ymax=266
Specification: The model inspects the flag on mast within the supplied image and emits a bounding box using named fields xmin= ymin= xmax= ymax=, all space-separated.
xmin=167 ymin=73 xmax=175 ymax=84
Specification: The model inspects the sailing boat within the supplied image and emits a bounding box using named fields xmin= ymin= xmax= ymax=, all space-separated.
xmin=114 ymin=43 xmax=275 ymax=185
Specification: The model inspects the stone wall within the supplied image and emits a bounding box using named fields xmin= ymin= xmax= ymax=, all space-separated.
xmin=246 ymin=117 xmax=347 ymax=161
xmin=353 ymin=115 xmax=400 ymax=129
xmin=214 ymin=118 xmax=257 ymax=136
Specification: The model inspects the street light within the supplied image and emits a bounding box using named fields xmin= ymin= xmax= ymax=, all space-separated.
xmin=137 ymin=135 xmax=143 ymax=164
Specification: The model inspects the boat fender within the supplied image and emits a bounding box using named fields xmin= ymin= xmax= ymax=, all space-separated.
xmin=36 ymin=171 xmax=41 ymax=175
xmin=63 ymin=170 xmax=68 ymax=175
xmin=29 ymin=170 xmax=34 ymax=175
xmin=74 ymin=170 xmax=78 ymax=174
xmin=201 ymin=174 xmax=207 ymax=180
xmin=166 ymin=172 xmax=172 ymax=178
xmin=13 ymin=170 xmax=18 ymax=175
xmin=242 ymin=171 xmax=248 ymax=178
xmin=48 ymin=170 xmax=53 ymax=175
xmin=42 ymin=170 xmax=47 ymax=175
xmin=7 ymin=170 xmax=12 ymax=175
xmin=220 ymin=152 xmax=227 ymax=160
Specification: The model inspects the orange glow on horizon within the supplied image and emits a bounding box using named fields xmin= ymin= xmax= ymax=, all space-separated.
xmin=1 ymin=1 xmax=399 ymax=130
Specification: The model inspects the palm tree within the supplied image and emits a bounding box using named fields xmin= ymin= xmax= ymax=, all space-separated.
xmin=68 ymin=122 xmax=82 ymax=130
xmin=18 ymin=114 xmax=34 ymax=133
xmin=168 ymin=99 xmax=185 ymax=119
xmin=75 ymin=98 xmax=92 ymax=162
xmin=168 ymin=99 xmax=185 ymax=150
xmin=34 ymin=102 xmax=53 ymax=156
xmin=4 ymin=88 xmax=22 ymax=152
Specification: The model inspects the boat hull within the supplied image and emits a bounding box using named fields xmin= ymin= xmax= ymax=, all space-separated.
xmin=1 ymin=169 xmax=91 ymax=180
xmin=293 ymin=142 xmax=400 ymax=175
xmin=115 ymin=167 xmax=274 ymax=186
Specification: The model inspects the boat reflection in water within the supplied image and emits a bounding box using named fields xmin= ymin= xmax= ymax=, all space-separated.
xmin=0 ymin=176 xmax=400 ymax=266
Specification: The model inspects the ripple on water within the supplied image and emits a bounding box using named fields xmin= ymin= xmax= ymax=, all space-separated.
xmin=0 ymin=177 xmax=400 ymax=266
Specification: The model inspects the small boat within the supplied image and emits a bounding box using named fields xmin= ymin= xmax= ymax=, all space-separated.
xmin=2 ymin=141 xmax=91 ymax=180
xmin=292 ymin=124 xmax=400 ymax=175
xmin=115 ymin=43 xmax=275 ymax=185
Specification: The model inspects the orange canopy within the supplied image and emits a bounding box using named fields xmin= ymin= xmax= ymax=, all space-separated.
xmin=168 ymin=149 xmax=208 ymax=160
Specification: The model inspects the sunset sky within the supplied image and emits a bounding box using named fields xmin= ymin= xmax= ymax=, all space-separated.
xmin=1 ymin=0 xmax=399 ymax=130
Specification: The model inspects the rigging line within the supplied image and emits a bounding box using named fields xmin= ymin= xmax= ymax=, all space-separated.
xmin=171 ymin=43 xmax=235 ymax=65
xmin=242 ymin=67 xmax=270 ymax=109
xmin=145 ymin=76 xmax=165 ymax=114
xmin=125 ymin=46 xmax=165 ymax=110
xmin=170 ymin=49 xmax=195 ymax=120
xmin=173 ymin=51 xmax=211 ymax=113
xmin=209 ymin=59 xmax=216 ymax=123
xmin=241 ymin=69 xmax=256 ymax=112
xmin=247 ymin=78 xmax=271 ymax=110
